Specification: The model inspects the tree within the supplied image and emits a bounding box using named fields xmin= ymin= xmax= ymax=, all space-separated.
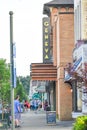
xmin=0 ymin=58 xmax=30 ymax=105
xmin=14 ymin=78 xmax=28 ymax=102
xmin=18 ymin=76 xmax=31 ymax=95
xmin=0 ymin=59 xmax=10 ymax=106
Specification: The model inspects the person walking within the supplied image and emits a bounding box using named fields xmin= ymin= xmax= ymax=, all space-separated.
xmin=24 ymin=100 xmax=30 ymax=112
xmin=44 ymin=100 xmax=48 ymax=111
xmin=14 ymin=95 xmax=21 ymax=128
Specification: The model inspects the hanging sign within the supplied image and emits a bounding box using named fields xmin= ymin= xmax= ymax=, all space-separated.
xmin=43 ymin=17 xmax=51 ymax=63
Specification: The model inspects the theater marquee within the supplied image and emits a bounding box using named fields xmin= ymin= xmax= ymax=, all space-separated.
xmin=43 ymin=17 xmax=51 ymax=63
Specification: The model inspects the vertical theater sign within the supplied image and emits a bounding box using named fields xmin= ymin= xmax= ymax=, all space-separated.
xmin=43 ymin=17 xmax=51 ymax=63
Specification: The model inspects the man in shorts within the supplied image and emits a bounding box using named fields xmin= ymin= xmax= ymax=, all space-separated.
xmin=14 ymin=95 xmax=21 ymax=128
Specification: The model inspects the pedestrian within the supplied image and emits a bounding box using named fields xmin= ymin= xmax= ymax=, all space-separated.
xmin=37 ymin=99 xmax=42 ymax=110
xmin=33 ymin=99 xmax=38 ymax=111
xmin=24 ymin=100 xmax=29 ymax=111
xmin=44 ymin=100 xmax=48 ymax=111
xmin=14 ymin=95 xmax=21 ymax=128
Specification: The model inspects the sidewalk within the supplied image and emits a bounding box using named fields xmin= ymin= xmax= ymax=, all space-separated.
xmin=9 ymin=110 xmax=74 ymax=130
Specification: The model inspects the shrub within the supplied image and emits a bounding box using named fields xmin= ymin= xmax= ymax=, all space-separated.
xmin=73 ymin=116 xmax=87 ymax=130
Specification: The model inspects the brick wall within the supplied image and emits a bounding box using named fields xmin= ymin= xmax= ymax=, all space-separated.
xmin=51 ymin=7 xmax=74 ymax=120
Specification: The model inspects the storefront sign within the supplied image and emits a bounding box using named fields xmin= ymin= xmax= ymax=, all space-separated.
xmin=46 ymin=111 xmax=56 ymax=124
xmin=36 ymin=86 xmax=46 ymax=92
xmin=43 ymin=17 xmax=51 ymax=63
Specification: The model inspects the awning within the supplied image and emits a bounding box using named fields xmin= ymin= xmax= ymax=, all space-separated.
xmin=30 ymin=63 xmax=57 ymax=81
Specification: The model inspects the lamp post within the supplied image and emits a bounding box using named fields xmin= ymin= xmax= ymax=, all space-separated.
xmin=9 ymin=11 xmax=15 ymax=130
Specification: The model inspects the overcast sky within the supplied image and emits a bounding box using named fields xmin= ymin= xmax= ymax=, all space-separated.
xmin=0 ymin=0 xmax=50 ymax=76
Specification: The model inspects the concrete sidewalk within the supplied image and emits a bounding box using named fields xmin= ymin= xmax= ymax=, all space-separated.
xmin=9 ymin=110 xmax=74 ymax=130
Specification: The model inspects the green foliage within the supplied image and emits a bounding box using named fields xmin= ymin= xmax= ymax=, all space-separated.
xmin=0 ymin=59 xmax=10 ymax=105
xmin=14 ymin=78 xmax=28 ymax=102
xmin=73 ymin=116 xmax=87 ymax=130
xmin=18 ymin=76 xmax=30 ymax=95
xmin=0 ymin=58 xmax=30 ymax=105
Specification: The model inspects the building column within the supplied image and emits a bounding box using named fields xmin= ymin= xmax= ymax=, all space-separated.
xmin=72 ymin=79 xmax=77 ymax=112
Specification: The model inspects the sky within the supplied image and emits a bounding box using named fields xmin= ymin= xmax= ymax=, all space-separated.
xmin=0 ymin=0 xmax=50 ymax=76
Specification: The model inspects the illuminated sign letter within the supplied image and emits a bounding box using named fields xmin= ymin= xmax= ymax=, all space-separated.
xmin=45 ymin=55 xmax=49 ymax=59
xmin=45 ymin=35 xmax=48 ymax=39
xmin=45 ymin=48 xmax=48 ymax=53
xmin=45 ymin=42 xmax=48 ymax=46
xmin=44 ymin=21 xmax=49 ymax=26
xmin=45 ymin=28 xmax=48 ymax=33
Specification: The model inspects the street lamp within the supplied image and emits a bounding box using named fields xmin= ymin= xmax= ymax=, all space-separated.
xmin=9 ymin=11 xmax=15 ymax=130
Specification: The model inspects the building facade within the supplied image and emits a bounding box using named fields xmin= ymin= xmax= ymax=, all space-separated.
xmin=64 ymin=0 xmax=87 ymax=118
xmin=30 ymin=0 xmax=74 ymax=120
xmin=72 ymin=0 xmax=87 ymax=117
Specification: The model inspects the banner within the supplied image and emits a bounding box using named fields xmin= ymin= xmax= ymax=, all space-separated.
xmin=13 ymin=43 xmax=16 ymax=88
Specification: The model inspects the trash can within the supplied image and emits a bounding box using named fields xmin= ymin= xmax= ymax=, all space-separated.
xmin=46 ymin=111 xmax=56 ymax=125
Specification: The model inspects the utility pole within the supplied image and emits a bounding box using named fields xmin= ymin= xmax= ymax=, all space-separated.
xmin=9 ymin=11 xmax=15 ymax=130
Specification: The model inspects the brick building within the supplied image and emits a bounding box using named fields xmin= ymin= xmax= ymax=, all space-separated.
xmin=30 ymin=0 xmax=74 ymax=120
xmin=65 ymin=0 xmax=87 ymax=118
